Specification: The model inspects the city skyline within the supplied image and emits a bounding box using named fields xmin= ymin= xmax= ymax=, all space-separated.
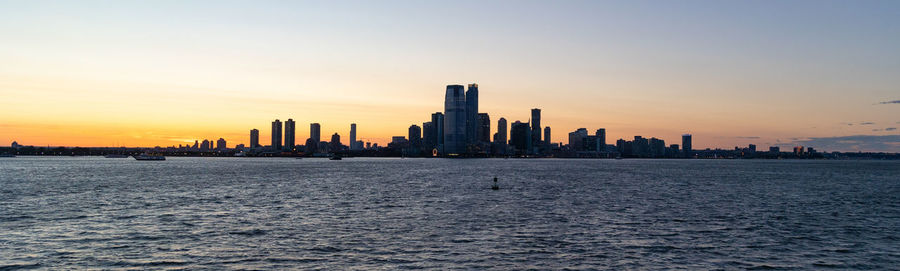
xmin=1 ymin=1 xmax=899 ymax=152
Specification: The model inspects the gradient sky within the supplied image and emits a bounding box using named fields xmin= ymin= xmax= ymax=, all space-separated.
xmin=1 ymin=0 xmax=899 ymax=151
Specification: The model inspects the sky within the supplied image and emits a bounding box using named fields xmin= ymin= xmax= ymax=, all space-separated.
xmin=1 ymin=0 xmax=899 ymax=152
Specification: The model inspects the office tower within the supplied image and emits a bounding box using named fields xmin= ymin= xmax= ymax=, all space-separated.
xmin=531 ymin=108 xmax=541 ymax=148
xmin=330 ymin=133 xmax=342 ymax=152
xmin=350 ymin=123 xmax=358 ymax=150
xmin=465 ymin=83 xmax=479 ymax=145
xmin=217 ymin=138 xmax=227 ymax=150
xmin=284 ymin=119 xmax=295 ymax=151
xmin=596 ymin=128 xmax=606 ymax=151
xmin=649 ymin=137 xmax=665 ymax=157
xmin=682 ymin=134 xmax=692 ymax=157
xmin=496 ymin=118 xmax=507 ymax=145
xmin=632 ymin=136 xmax=649 ymax=157
xmin=477 ymin=113 xmax=490 ymax=143
xmin=748 ymin=144 xmax=757 ymax=153
xmin=409 ymin=124 xmax=422 ymax=149
xmin=271 ymin=119 xmax=282 ymax=150
xmin=250 ymin=129 xmax=260 ymax=148
xmin=568 ymin=128 xmax=588 ymax=151
xmin=307 ymin=123 xmax=321 ymax=153
xmin=510 ymin=121 xmax=532 ymax=155
xmin=544 ymin=126 xmax=551 ymax=147
xmin=431 ymin=112 xmax=444 ymax=147
xmin=423 ymin=121 xmax=435 ymax=150
xmin=200 ymin=139 xmax=210 ymax=151
xmin=444 ymin=85 xmax=466 ymax=155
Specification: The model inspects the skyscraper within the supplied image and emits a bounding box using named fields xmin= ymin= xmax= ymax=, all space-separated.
xmin=531 ymin=108 xmax=541 ymax=149
xmin=271 ymin=119 xmax=282 ymax=150
xmin=496 ymin=117 xmax=507 ymax=145
xmin=444 ymin=85 xmax=466 ymax=155
xmin=431 ymin=112 xmax=444 ymax=148
xmin=250 ymin=129 xmax=259 ymax=148
xmin=284 ymin=119 xmax=295 ymax=151
xmin=310 ymin=123 xmax=321 ymax=143
xmin=330 ymin=133 xmax=341 ymax=152
xmin=544 ymin=126 xmax=551 ymax=147
xmin=597 ymin=128 xmax=606 ymax=151
xmin=423 ymin=121 xmax=435 ymax=151
xmin=350 ymin=123 xmax=357 ymax=150
xmin=465 ymin=83 xmax=478 ymax=145
xmin=409 ymin=124 xmax=422 ymax=150
xmin=510 ymin=121 xmax=531 ymax=155
xmin=477 ymin=113 xmax=490 ymax=143
xmin=682 ymin=134 xmax=692 ymax=157
xmin=568 ymin=128 xmax=588 ymax=151
xmin=216 ymin=138 xmax=227 ymax=150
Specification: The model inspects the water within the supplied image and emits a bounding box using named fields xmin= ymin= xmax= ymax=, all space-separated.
xmin=1 ymin=157 xmax=898 ymax=270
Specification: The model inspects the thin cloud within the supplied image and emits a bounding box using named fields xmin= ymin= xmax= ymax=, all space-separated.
xmin=736 ymin=136 xmax=760 ymax=139
xmin=877 ymin=100 xmax=900 ymax=105
xmin=887 ymin=128 xmax=897 ymax=131
xmin=860 ymin=122 xmax=875 ymax=125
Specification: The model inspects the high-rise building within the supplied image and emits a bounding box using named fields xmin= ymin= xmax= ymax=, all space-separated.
xmin=568 ymin=128 xmax=588 ymax=151
xmin=409 ymin=125 xmax=422 ymax=150
xmin=200 ymin=139 xmax=210 ymax=151
xmin=284 ymin=119 xmax=295 ymax=151
xmin=444 ymin=85 xmax=467 ymax=155
xmin=496 ymin=117 xmax=507 ymax=145
xmin=649 ymin=137 xmax=665 ymax=157
xmin=250 ymin=129 xmax=260 ymax=148
xmin=271 ymin=119 xmax=282 ymax=150
xmin=350 ymin=123 xmax=358 ymax=150
xmin=682 ymin=134 xmax=692 ymax=157
xmin=510 ymin=121 xmax=532 ymax=155
xmin=330 ymin=133 xmax=342 ymax=152
xmin=544 ymin=126 xmax=551 ymax=147
xmin=596 ymin=128 xmax=606 ymax=151
xmin=477 ymin=113 xmax=490 ymax=143
xmin=431 ymin=112 xmax=444 ymax=147
xmin=531 ymin=108 xmax=541 ymax=149
xmin=423 ymin=121 xmax=435 ymax=150
xmin=307 ymin=123 xmax=322 ymax=153
xmin=216 ymin=138 xmax=227 ymax=150
xmin=465 ymin=83 xmax=479 ymax=145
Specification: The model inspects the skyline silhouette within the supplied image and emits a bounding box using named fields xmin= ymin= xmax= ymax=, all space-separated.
xmin=1 ymin=1 xmax=899 ymax=152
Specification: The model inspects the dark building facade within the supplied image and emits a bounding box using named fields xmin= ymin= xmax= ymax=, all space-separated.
xmin=271 ymin=119 xmax=282 ymax=150
xmin=444 ymin=85 xmax=467 ymax=155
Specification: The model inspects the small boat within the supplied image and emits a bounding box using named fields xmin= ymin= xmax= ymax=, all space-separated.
xmin=329 ymin=154 xmax=342 ymax=160
xmin=491 ymin=177 xmax=499 ymax=190
xmin=134 ymin=153 xmax=166 ymax=161
xmin=105 ymin=154 xmax=129 ymax=158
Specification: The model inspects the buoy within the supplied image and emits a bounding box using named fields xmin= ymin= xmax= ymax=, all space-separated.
xmin=491 ymin=177 xmax=499 ymax=190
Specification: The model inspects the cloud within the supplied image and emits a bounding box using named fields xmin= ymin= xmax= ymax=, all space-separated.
xmin=791 ymin=135 xmax=900 ymax=153
xmin=877 ymin=100 xmax=900 ymax=105
xmin=736 ymin=136 xmax=760 ymax=139
xmin=887 ymin=128 xmax=897 ymax=131
xmin=860 ymin=122 xmax=875 ymax=125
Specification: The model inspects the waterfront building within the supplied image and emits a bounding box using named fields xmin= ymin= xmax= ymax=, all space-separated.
xmin=284 ymin=119 xmax=295 ymax=151
xmin=465 ymin=83 xmax=479 ymax=145
xmin=443 ymin=85 xmax=467 ymax=155
xmin=682 ymin=134 xmax=693 ymax=157
xmin=271 ymin=119 xmax=282 ymax=150
xmin=250 ymin=129 xmax=259 ymax=148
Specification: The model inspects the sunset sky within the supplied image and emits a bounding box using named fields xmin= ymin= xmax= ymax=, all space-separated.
xmin=1 ymin=0 xmax=899 ymax=152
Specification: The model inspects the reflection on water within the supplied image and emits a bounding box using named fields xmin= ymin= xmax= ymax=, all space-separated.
xmin=1 ymin=157 xmax=899 ymax=269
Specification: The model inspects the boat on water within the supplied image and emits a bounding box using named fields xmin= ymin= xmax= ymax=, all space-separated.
xmin=104 ymin=154 xmax=129 ymax=158
xmin=133 ymin=154 xmax=166 ymax=161
xmin=329 ymin=154 xmax=342 ymax=160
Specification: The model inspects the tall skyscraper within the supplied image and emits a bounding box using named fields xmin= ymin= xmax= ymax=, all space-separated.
xmin=423 ymin=121 xmax=435 ymax=150
xmin=444 ymin=85 xmax=467 ymax=155
xmin=216 ymin=138 xmax=227 ymax=150
xmin=682 ymin=134 xmax=692 ymax=157
xmin=496 ymin=117 xmax=507 ymax=145
xmin=431 ymin=112 xmax=444 ymax=148
xmin=544 ymin=126 xmax=551 ymax=147
xmin=597 ymin=128 xmax=606 ymax=151
xmin=510 ymin=121 xmax=531 ymax=155
xmin=477 ymin=113 xmax=490 ymax=143
xmin=330 ymin=133 xmax=341 ymax=152
xmin=250 ymin=129 xmax=259 ymax=148
xmin=409 ymin=124 xmax=422 ymax=150
xmin=465 ymin=83 xmax=478 ymax=145
xmin=531 ymin=108 xmax=542 ymax=149
xmin=284 ymin=119 xmax=295 ymax=151
xmin=271 ymin=119 xmax=282 ymax=150
xmin=350 ymin=123 xmax=357 ymax=150
xmin=310 ymin=123 xmax=321 ymax=143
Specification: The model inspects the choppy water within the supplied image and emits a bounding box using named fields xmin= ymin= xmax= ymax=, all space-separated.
xmin=1 ymin=157 xmax=899 ymax=270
